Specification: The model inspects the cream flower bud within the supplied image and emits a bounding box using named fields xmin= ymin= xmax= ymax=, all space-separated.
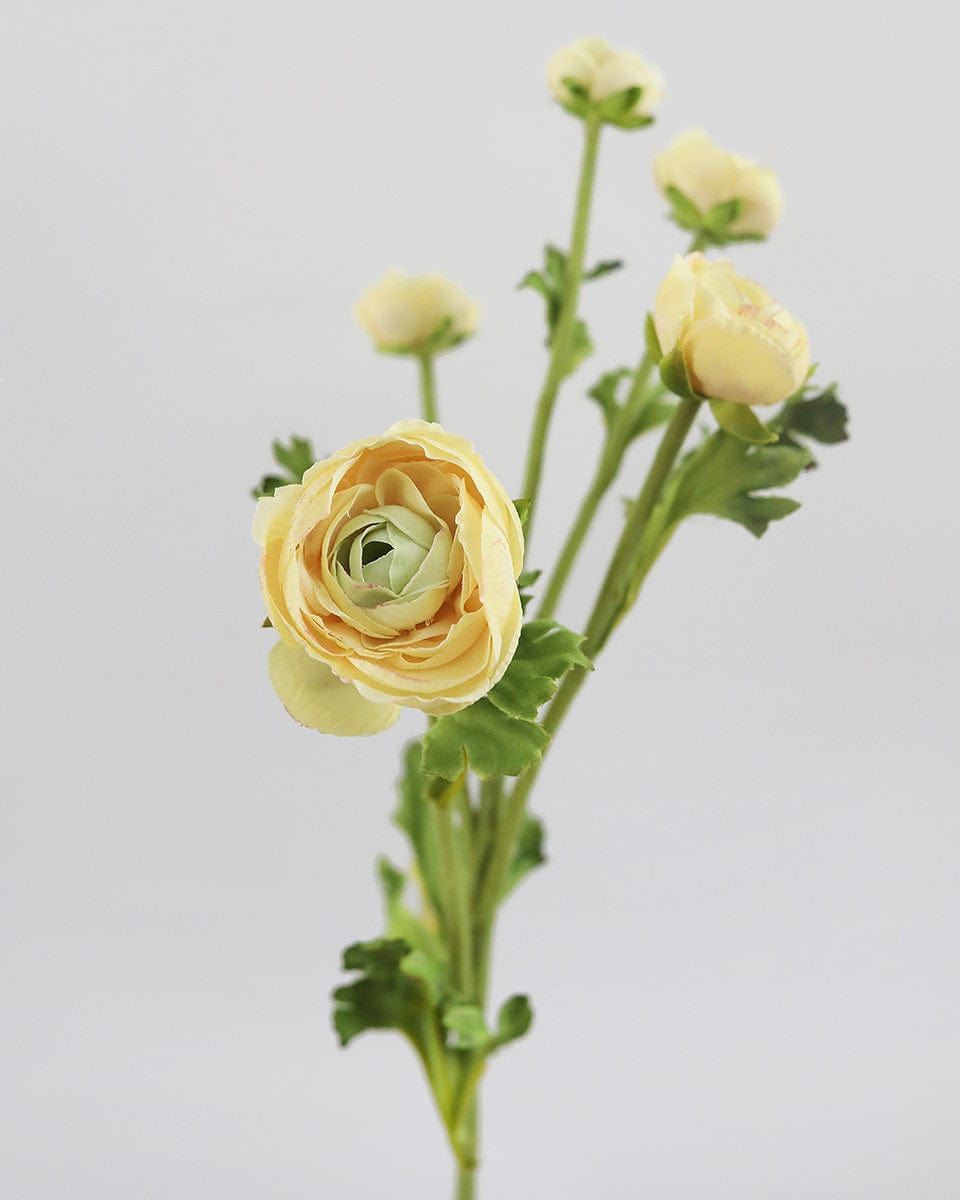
xmin=653 ymin=129 xmax=783 ymax=237
xmin=254 ymin=420 xmax=524 ymax=736
xmin=355 ymin=270 xmax=479 ymax=355
xmin=546 ymin=37 xmax=664 ymax=122
xmin=654 ymin=254 xmax=809 ymax=407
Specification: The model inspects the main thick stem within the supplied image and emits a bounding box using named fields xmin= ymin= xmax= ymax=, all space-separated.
xmin=520 ymin=115 xmax=602 ymax=545
xmin=418 ymin=353 xmax=438 ymax=423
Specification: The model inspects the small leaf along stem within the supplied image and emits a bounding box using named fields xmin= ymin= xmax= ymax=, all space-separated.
xmin=418 ymin=352 xmax=438 ymax=423
xmin=519 ymin=112 xmax=603 ymax=546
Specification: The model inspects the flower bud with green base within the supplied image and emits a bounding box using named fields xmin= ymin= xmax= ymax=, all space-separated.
xmin=654 ymin=254 xmax=809 ymax=411
xmin=547 ymin=37 xmax=664 ymax=130
xmin=654 ymin=130 xmax=783 ymax=246
xmin=355 ymin=270 xmax=479 ymax=356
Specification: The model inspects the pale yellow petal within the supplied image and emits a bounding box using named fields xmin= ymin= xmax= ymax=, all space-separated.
xmin=683 ymin=316 xmax=801 ymax=407
xmin=268 ymin=641 xmax=400 ymax=736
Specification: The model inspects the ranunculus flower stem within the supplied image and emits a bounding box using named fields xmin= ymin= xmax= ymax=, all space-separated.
xmin=520 ymin=112 xmax=603 ymax=545
xmin=417 ymin=352 xmax=438 ymax=423
xmin=537 ymin=352 xmax=659 ymax=620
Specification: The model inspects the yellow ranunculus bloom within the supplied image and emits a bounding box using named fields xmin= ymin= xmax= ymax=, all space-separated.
xmin=354 ymin=270 xmax=479 ymax=355
xmin=654 ymin=254 xmax=809 ymax=407
xmin=546 ymin=37 xmax=664 ymax=118
xmin=653 ymin=129 xmax=783 ymax=237
xmin=254 ymin=420 xmax=524 ymax=736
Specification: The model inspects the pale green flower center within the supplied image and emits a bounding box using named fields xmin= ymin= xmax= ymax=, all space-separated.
xmin=332 ymin=505 xmax=450 ymax=609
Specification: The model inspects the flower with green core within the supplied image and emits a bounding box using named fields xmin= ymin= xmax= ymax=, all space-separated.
xmin=254 ymin=420 xmax=524 ymax=735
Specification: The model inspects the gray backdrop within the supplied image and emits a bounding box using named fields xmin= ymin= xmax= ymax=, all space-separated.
xmin=2 ymin=1 xmax=957 ymax=1197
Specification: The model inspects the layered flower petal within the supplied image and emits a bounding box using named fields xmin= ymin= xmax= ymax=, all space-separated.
xmin=255 ymin=420 xmax=524 ymax=733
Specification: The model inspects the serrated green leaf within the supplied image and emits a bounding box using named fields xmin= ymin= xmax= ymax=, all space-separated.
xmin=442 ymin=1003 xmax=490 ymax=1049
xmin=393 ymin=741 xmax=444 ymax=919
xmin=492 ymin=994 xmax=533 ymax=1048
xmin=332 ymin=937 xmax=435 ymax=1053
xmin=710 ymin=400 xmax=778 ymax=444
xmin=779 ymin=384 xmax=849 ymax=445
xmin=487 ymin=620 xmax=592 ymax=722
xmin=504 ymin=814 xmax=546 ymax=898
xmin=668 ymin=431 xmax=813 ymax=538
xmin=422 ymin=698 xmax=550 ymax=780
xmin=251 ymin=434 xmax=317 ymax=500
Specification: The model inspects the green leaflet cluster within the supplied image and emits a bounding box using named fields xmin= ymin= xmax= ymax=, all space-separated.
xmin=422 ymin=619 xmax=592 ymax=780
xmin=519 ymin=245 xmax=623 ymax=380
xmin=250 ymin=434 xmax=317 ymax=499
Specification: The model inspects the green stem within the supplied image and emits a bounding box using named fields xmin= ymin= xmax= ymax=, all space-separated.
xmin=687 ymin=231 xmax=708 ymax=254
xmin=520 ymin=114 xmax=603 ymax=545
xmin=435 ymin=799 xmax=476 ymax=999
xmin=481 ymin=397 xmax=703 ymax=921
xmin=537 ymin=353 xmax=658 ymax=621
xmin=455 ymin=1155 xmax=476 ymax=1200
xmin=418 ymin=353 xmax=438 ymax=423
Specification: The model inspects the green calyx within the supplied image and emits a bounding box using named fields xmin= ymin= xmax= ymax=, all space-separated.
xmin=333 ymin=505 xmax=451 ymax=609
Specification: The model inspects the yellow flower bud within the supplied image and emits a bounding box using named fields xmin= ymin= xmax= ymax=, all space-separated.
xmin=354 ymin=270 xmax=479 ymax=355
xmin=546 ymin=37 xmax=664 ymax=119
xmin=654 ymin=254 xmax=809 ymax=407
xmin=254 ymin=421 xmax=524 ymax=736
xmin=653 ymin=129 xmax=783 ymax=237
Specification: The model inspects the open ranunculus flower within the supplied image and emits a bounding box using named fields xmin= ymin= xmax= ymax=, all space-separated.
xmin=253 ymin=420 xmax=524 ymax=735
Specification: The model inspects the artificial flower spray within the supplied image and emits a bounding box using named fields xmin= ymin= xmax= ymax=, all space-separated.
xmin=251 ymin=36 xmax=847 ymax=1199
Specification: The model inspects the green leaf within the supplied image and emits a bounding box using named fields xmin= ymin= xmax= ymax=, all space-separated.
xmin=664 ymin=185 xmax=703 ymax=232
xmin=393 ymin=741 xmax=444 ymax=919
xmin=659 ymin=347 xmax=701 ymax=400
xmin=583 ymin=258 xmax=624 ymax=282
xmin=421 ymin=698 xmax=550 ymax=780
xmin=643 ymin=312 xmax=663 ymax=363
xmin=442 ymin=1003 xmax=490 ymax=1050
xmin=332 ymin=938 xmax=436 ymax=1054
xmin=779 ymin=384 xmax=849 ymax=445
xmin=703 ymin=197 xmax=742 ymax=235
xmin=596 ymin=86 xmax=642 ymax=123
xmin=513 ymin=497 xmax=531 ymax=525
xmin=554 ymin=317 xmax=593 ymax=379
xmin=251 ymin=434 xmax=317 ymax=499
xmin=517 ymin=568 xmax=541 ymax=613
xmin=376 ymin=856 xmax=447 ymax=979
xmin=504 ymin=814 xmax=546 ymax=897
xmin=710 ymin=399 xmax=778 ymax=444
xmin=487 ymin=619 xmax=592 ymax=722
xmin=492 ymin=994 xmax=533 ymax=1048
xmin=587 ymin=367 xmax=631 ymax=430
xmin=626 ymin=393 xmax=675 ymax=441
xmin=667 ymin=431 xmax=813 ymax=538
xmin=544 ymin=244 xmax=567 ymax=292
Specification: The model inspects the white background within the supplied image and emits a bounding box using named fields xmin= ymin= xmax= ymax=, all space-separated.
xmin=2 ymin=1 xmax=957 ymax=1197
